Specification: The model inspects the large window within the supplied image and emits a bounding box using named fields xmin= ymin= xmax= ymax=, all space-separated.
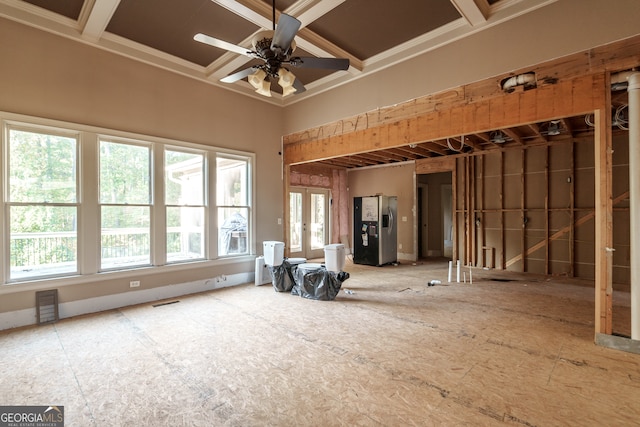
xmin=217 ymin=156 xmax=249 ymax=256
xmin=6 ymin=127 xmax=78 ymax=280
xmin=1 ymin=114 xmax=253 ymax=284
xmin=165 ymin=148 xmax=205 ymax=262
xmin=99 ymin=139 xmax=151 ymax=270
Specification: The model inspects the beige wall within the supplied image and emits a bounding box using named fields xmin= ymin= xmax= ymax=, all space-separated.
xmin=0 ymin=18 xmax=285 ymax=323
xmin=347 ymin=163 xmax=416 ymax=261
xmin=282 ymin=0 xmax=640 ymax=134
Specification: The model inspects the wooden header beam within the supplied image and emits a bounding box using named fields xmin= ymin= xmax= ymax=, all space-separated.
xmin=284 ymin=74 xmax=606 ymax=165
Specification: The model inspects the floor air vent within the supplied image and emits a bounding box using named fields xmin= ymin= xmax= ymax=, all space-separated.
xmin=36 ymin=289 xmax=59 ymax=325
xmin=152 ymin=300 xmax=180 ymax=307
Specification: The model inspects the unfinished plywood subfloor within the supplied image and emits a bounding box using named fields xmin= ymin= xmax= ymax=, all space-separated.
xmin=0 ymin=259 xmax=638 ymax=426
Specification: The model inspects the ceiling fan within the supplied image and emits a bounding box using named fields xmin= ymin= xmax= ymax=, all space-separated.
xmin=193 ymin=0 xmax=349 ymax=97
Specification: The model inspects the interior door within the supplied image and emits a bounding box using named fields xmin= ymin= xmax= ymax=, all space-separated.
xmin=289 ymin=187 xmax=329 ymax=259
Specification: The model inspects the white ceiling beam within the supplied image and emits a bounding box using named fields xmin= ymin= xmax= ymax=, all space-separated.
xmin=293 ymin=0 xmax=346 ymax=27
xmin=80 ymin=0 xmax=121 ymax=41
xmin=211 ymin=0 xmax=272 ymax=29
xmin=449 ymin=0 xmax=489 ymax=26
xmin=233 ymin=0 xmax=346 ymax=27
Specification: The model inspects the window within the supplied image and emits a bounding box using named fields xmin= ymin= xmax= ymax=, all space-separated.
xmin=1 ymin=113 xmax=254 ymax=285
xmin=99 ymin=139 xmax=151 ymax=270
xmin=216 ymin=156 xmax=249 ymax=256
xmin=165 ymin=149 xmax=205 ymax=262
xmin=7 ymin=127 xmax=78 ymax=280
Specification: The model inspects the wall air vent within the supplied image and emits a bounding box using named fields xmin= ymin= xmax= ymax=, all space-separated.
xmin=36 ymin=289 xmax=59 ymax=325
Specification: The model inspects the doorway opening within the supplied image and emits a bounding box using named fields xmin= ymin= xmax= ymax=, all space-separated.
xmin=417 ymin=172 xmax=453 ymax=260
xmin=288 ymin=187 xmax=330 ymax=259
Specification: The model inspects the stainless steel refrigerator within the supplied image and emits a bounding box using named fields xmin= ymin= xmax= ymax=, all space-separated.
xmin=353 ymin=196 xmax=397 ymax=266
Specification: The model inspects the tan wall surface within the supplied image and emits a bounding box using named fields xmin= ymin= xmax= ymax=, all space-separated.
xmin=0 ymin=19 xmax=285 ymax=316
xmin=282 ymin=0 xmax=640 ymax=134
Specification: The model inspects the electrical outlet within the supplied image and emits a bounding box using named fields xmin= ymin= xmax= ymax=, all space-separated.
xmin=278 ymin=218 xmax=282 ymax=225
xmin=399 ymin=243 xmax=403 ymax=250
xmin=402 ymin=216 xmax=407 ymax=222
xmin=129 ymin=280 xmax=140 ymax=288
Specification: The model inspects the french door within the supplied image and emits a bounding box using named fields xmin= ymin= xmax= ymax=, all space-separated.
xmin=289 ymin=187 xmax=329 ymax=259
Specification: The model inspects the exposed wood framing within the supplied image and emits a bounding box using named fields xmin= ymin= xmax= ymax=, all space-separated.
xmin=594 ymin=101 xmax=614 ymax=334
xmin=284 ymin=74 xmax=605 ymax=164
xmin=545 ymin=145 xmax=550 ymax=275
xmin=500 ymin=151 xmax=505 ymax=270
xmin=452 ymin=164 xmax=458 ymax=263
xmin=570 ymin=141 xmax=575 ymax=276
xmin=470 ymin=157 xmax=475 ymax=266
xmin=504 ymin=192 xmax=628 ymax=268
xmin=521 ymin=148 xmax=526 ymax=272
xmin=479 ymin=154 xmax=485 ymax=267
xmin=280 ymin=36 xmax=638 ymax=341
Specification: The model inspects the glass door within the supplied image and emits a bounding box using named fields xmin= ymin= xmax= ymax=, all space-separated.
xmin=289 ymin=187 xmax=329 ymax=259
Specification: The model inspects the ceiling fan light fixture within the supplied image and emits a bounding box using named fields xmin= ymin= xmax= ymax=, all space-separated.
xmin=248 ymin=68 xmax=267 ymax=90
xmin=256 ymin=79 xmax=272 ymax=97
xmin=278 ymin=67 xmax=297 ymax=96
xmin=252 ymin=31 xmax=274 ymax=52
xmin=281 ymin=84 xmax=297 ymax=97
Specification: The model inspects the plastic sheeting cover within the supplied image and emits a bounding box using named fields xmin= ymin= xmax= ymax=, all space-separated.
xmin=292 ymin=268 xmax=350 ymax=301
xmin=268 ymin=262 xmax=293 ymax=292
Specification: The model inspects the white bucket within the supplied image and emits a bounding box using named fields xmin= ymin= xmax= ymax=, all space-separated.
xmin=324 ymin=244 xmax=345 ymax=272
xmin=263 ymin=241 xmax=284 ymax=266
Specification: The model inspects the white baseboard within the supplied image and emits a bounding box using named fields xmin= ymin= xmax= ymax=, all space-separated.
xmin=0 ymin=272 xmax=252 ymax=331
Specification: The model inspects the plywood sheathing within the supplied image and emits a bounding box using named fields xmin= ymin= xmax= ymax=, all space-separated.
xmin=1 ymin=261 xmax=637 ymax=425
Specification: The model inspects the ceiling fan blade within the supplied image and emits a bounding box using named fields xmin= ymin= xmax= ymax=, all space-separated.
xmin=289 ymin=57 xmax=350 ymax=70
xmin=194 ymin=33 xmax=251 ymax=57
xmin=220 ymin=67 xmax=258 ymax=83
xmin=270 ymin=13 xmax=301 ymax=53
xmin=293 ymin=78 xmax=306 ymax=94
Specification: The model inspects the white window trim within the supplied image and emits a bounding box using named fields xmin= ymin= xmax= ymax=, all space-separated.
xmin=0 ymin=110 xmax=255 ymax=288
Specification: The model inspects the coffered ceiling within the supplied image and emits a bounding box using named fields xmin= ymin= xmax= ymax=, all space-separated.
xmin=0 ymin=0 xmax=557 ymax=105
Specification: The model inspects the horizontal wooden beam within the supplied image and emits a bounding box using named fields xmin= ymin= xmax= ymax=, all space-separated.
xmin=284 ymin=73 xmax=606 ymax=165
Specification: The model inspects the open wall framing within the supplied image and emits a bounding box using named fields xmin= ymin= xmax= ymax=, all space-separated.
xmin=283 ymin=35 xmax=640 ymax=343
xmin=454 ymin=135 xmax=629 ymax=287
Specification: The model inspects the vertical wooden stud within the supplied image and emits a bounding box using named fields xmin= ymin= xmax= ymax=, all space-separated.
xmin=452 ymin=161 xmax=458 ymax=263
xmin=545 ymin=145 xmax=550 ymax=275
xmin=570 ymin=140 xmax=575 ymax=277
xmin=479 ymin=154 xmax=485 ymax=267
xmin=500 ymin=150 xmax=505 ymax=270
xmin=521 ymin=148 xmax=526 ymax=273
xmin=594 ymin=104 xmax=613 ymax=335
xmin=470 ymin=156 xmax=476 ymax=267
